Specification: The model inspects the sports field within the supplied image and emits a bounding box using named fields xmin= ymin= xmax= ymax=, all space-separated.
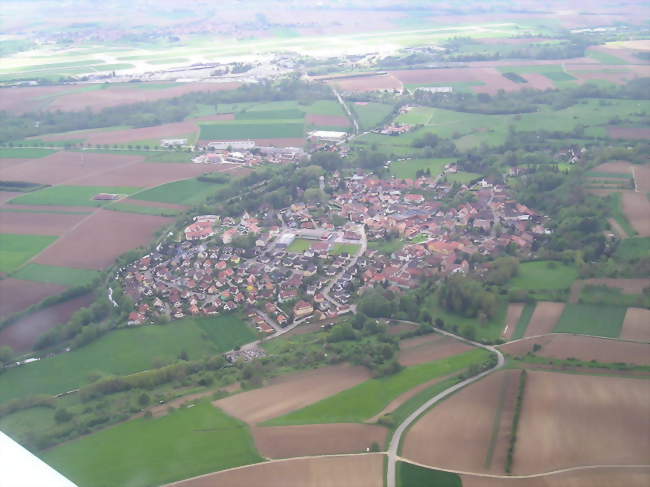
xmin=287 ymin=238 xmax=312 ymax=253
xmin=44 ymin=401 xmax=262 ymax=487
xmin=10 ymin=263 xmax=99 ymax=286
xmin=8 ymin=185 xmax=140 ymax=207
xmin=0 ymin=233 xmax=57 ymax=273
xmin=330 ymin=243 xmax=360 ymax=255
xmin=0 ymin=314 xmax=256 ymax=403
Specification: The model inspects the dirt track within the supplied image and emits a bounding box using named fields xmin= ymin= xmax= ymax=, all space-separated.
xmin=165 ymin=454 xmax=384 ymax=487
xmin=523 ymin=302 xmax=565 ymax=337
xmin=513 ymin=371 xmax=650 ymax=475
xmin=213 ymin=364 xmax=371 ymax=424
xmin=252 ymin=423 xmax=387 ymax=458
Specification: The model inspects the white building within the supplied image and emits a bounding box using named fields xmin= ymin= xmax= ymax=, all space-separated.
xmin=207 ymin=140 xmax=256 ymax=151
xmin=161 ymin=138 xmax=188 ymax=147
xmin=308 ymin=130 xmax=347 ymax=143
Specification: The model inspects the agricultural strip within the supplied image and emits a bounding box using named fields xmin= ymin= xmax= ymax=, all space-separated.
xmin=553 ymin=303 xmax=627 ymax=338
xmin=165 ymin=453 xmax=385 ymax=487
xmin=199 ymin=121 xmax=304 ymax=140
xmin=523 ymin=302 xmax=565 ymax=337
xmin=0 ymin=210 xmax=88 ymax=236
xmin=7 ymin=185 xmax=140 ymax=207
xmin=502 ymin=303 xmax=524 ymax=340
xmin=44 ymin=401 xmax=262 ymax=487
xmin=620 ymin=308 xmax=650 ymax=342
xmin=402 ymin=370 xmax=519 ymax=474
xmin=0 ymin=278 xmax=67 ymax=319
xmin=512 ymin=371 xmax=650 ymax=474
xmin=0 ymin=148 xmax=57 ymax=158
xmin=461 ymin=467 xmax=650 ymax=486
xmin=265 ymin=348 xmax=490 ymax=425
xmin=10 ymin=263 xmax=99 ymax=286
xmin=397 ymin=462 xmax=461 ymax=487
xmin=398 ymin=333 xmax=473 ymax=366
xmin=130 ymin=178 xmax=230 ymax=206
xmin=511 ymin=302 xmax=535 ymax=340
xmin=0 ymin=315 xmax=255 ymax=403
xmin=0 ymin=233 xmax=57 ymax=273
xmin=214 ymin=364 xmax=372 ymax=425
xmin=252 ymin=423 xmax=387 ymax=458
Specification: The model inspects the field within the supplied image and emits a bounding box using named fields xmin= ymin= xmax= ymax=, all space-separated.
xmin=167 ymin=453 xmax=385 ymax=487
xmin=501 ymin=334 xmax=650 ymax=366
xmin=352 ymin=102 xmax=395 ymax=130
xmin=265 ymin=348 xmax=490 ymax=425
xmin=214 ymin=364 xmax=372 ymax=425
xmin=8 ymin=185 xmax=140 ymax=207
xmin=397 ymin=462 xmax=461 ymax=487
xmin=397 ymin=333 xmax=473 ymax=366
xmin=251 ymin=423 xmax=387 ymax=458
xmin=501 ymin=303 xmax=524 ymax=340
xmin=553 ymin=303 xmax=627 ymax=337
xmin=402 ymin=370 xmax=519 ymax=474
xmin=11 ymin=263 xmax=99 ymax=286
xmin=0 ymin=314 xmax=255 ymax=403
xmin=461 ymin=468 xmax=650 ymax=487
xmin=445 ymin=171 xmax=482 ymax=184
xmin=44 ymin=401 xmax=262 ymax=487
xmin=0 ymin=293 xmax=94 ymax=352
xmin=512 ymin=371 xmax=650 ymax=474
xmin=33 ymin=209 xmax=173 ymax=269
xmin=0 ymin=210 xmax=88 ymax=236
xmin=614 ymin=237 xmax=650 ymax=260
xmin=327 ymin=73 xmax=403 ymax=92
xmin=522 ymin=302 xmax=565 ymax=337
xmin=130 ymin=177 xmax=229 ymax=206
xmin=509 ymin=261 xmax=577 ymax=291
xmin=0 ymin=233 xmax=57 ymax=273
xmin=330 ymin=242 xmax=360 ymax=255
xmin=622 ymin=191 xmax=650 ymax=237
xmin=199 ymin=120 xmax=305 ymax=140
xmin=511 ymin=303 xmax=537 ymax=340
xmin=287 ymin=238 xmax=312 ymax=253
xmin=0 ymin=278 xmax=67 ymax=318
xmin=620 ymin=308 xmax=650 ymax=342
xmin=389 ymin=158 xmax=453 ymax=179
xmin=0 ymin=148 xmax=57 ymax=158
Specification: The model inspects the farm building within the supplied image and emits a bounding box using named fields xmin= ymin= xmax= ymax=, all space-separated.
xmin=415 ymin=86 xmax=453 ymax=93
xmin=308 ymin=130 xmax=347 ymax=143
xmin=161 ymin=138 xmax=188 ymax=147
xmin=93 ymin=193 xmax=120 ymax=200
xmin=207 ymin=140 xmax=256 ymax=151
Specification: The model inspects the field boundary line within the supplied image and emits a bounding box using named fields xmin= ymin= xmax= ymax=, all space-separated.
xmin=161 ymin=452 xmax=386 ymax=486
xmin=396 ymin=457 xmax=650 ymax=479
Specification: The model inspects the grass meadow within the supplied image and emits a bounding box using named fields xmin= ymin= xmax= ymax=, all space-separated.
xmin=553 ymin=303 xmax=627 ymax=337
xmin=0 ymin=315 xmax=256 ymax=403
xmin=509 ymin=261 xmax=577 ymax=291
xmin=11 ymin=263 xmax=99 ymax=286
xmin=0 ymin=148 xmax=58 ymax=158
xmin=8 ymin=186 xmax=140 ymax=207
xmin=130 ymin=178 xmax=227 ymax=206
xmin=352 ymin=102 xmax=395 ymax=130
xmin=389 ymin=158 xmax=454 ymax=179
xmin=0 ymin=233 xmax=57 ymax=273
xmin=43 ymin=401 xmax=262 ymax=487
xmin=397 ymin=461 xmax=461 ymax=487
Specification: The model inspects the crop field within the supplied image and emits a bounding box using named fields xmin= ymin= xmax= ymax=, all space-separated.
xmin=622 ymin=191 xmax=650 ymax=237
xmin=352 ymin=102 xmax=395 ymax=130
xmin=501 ymin=334 xmax=650 ymax=366
xmin=0 ymin=314 xmax=255 ymax=403
xmin=199 ymin=120 xmax=305 ymax=140
xmin=0 ymin=210 xmax=89 ymax=236
xmin=398 ymin=333 xmax=473 ymax=366
xmin=511 ymin=302 xmax=536 ymax=340
xmin=11 ymin=263 xmax=99 ymax=286
xmin=0 ymin=278 xmax=67 ymax=318
xmin=44 ymin=401 xmax=262 ymax=487
xmin=502 ymin=303 xmax=525 ymax=340
xmin=130 ymin=177 xmax=229 ymax=206
xmin=0 ymin=233 xmax=57 ymax=273
xmin=265 ymin=348 xmax=490 ymax=425
xmin=513 ymin=371 xmax=650 ymax=474
xmin=391 ymin=67 xmax=522 ymax=95
xmin=328 ymin=73 xmax=403 ymax=92
xmin=7 ymin=185 xmax=140 ymax=207
xmin=214 ymin=364 xmax=372 ymax=425
xmin=461 ymin=468 xmax=650 ymax=487
xmin=169 ymin=453 xmax=385 ymax=487
xmin=554 ymin=303 xmax=627 ymax=338
xmin=0 ymin=148 xmax=57 ymax=158
xmin=397 ymin=462 xmax=462 ymax=487
xmin=389 ymin=157 xmax=453 ymax=179
xmin=251 ymin=423 xmax=387 ymax=458
xmin=523 ymin=302 xmax=565 ymax=337
xmin=620 ymin=308 xmax=650 ymax=342
xmin=509 ymin=261 xmax=577 ymax=291
xmin=0 ymin=293 xmax=94 ymax=352
xmin=402 ymin=370 xmax=519 ymax=474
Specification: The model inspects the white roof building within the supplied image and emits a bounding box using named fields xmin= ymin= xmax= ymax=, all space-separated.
xmin=308 ymin=131 xmax=347 ymax=142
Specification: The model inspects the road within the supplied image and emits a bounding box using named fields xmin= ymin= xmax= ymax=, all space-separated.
xmin=385 ymin=327 xmax=505 ymax=487
xmin=332 ymin=86 xmax=359 ymax=135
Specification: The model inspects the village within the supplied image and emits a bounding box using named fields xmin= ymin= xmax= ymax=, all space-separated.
xmin=120 ymin=163 xmax=546 ymax=340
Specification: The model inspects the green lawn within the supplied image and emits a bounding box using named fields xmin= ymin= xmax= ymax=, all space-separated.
xmin=304 ymin=100 xmax=347 ymax=117
xmin=444 ymin=171 xmax=482 ymax=184
xmin=390 ymin=158 xmax=454 ymax=179
xmin=264 ymin=348 xmax=490 ymax=425
xmin=0 ymin=233 xmax=57 ymax=273
xmin=330 ymin=243 xmax=360 ymax=255
xmin=0 ymin=315 xmax=256 ymax=403
xmin=397 ymin=461 xmax=461 ymax=487
xmin=614 ymin=237 xmax=650 ymax=260
xmin=511 ymin=302 xmax=536 ymax=340
xmin=199 ymin=120 xmax=304 ymax=140
xmin=509 ymin=261 xmax=578 ymax=291
xmin=130 ymin=178 xmax=227 ymax=205
xmin=8 ymin=186 xmax=140 ymax=207
xmin=43 ymin=401 xmax=262 ymax=487
xmin=0 ymin=148 xmax=57 ymax=158
xmin=553 ymin=303 xmax=627 ymax=338
xmin=287 ymin=238 xmax=312 ymax=253
xmin=11 ymin=263 xmax=99 ymax=286
xmin=368 ymin=238 xmax=405 ymax=255
xmin=352 ymin=102 xmax=394 ymax=130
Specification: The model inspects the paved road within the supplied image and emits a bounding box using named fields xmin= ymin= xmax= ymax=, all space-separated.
xmin=386 ymin=327 xmax=505 ymax=487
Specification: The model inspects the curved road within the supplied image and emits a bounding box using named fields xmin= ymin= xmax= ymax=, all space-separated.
xmin=386 ymin=328 xmax=505 ymax=487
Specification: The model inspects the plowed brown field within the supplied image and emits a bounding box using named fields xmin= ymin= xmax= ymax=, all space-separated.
xmin=398 ymin=333 xmax=473 ymax=366
xmin=0 ymin=210 xmax=88 ymax=235
xmin=0 ymin=278 xmax=67 ymax=318
xmin=252 ymin=423 xmax=387 ymax=458
xmin=462 ymin=467 xmax=650 ymax=487
xmin=502 ymin=303 xmax=525 ymax=340
xmin=165 ymin=454 xmax=384 ymax=487
xmin=501 ymin=334 xmax=650 ymax=365
xmin=621 ymin=308 xmax=650 ymax=342
xmin=513 ymin=371 xmax=650 ymax=474
xmin=622 ymin=191 xmax=650 ymax=236
xmin=523 ymin=302 xmax=565 ymax=337
xmin=214 ymin=364 xmax=371 ymax=424
xmin=327 ymin=74 xmax=402 ymax=92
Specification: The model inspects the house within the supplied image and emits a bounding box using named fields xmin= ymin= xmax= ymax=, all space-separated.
xmin=293 ymin=300 xmax=314 ymax=319
xmin=184 ymin=221 xmax=215 ymax=241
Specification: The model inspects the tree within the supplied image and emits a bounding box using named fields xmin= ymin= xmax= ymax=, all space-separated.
xmin=138 ymin=392 xmax=151 ymax=407
xmin=310 ymin=152 xmax=343 ymax=171
xmin=54 ymin=408 xmax=73 ymax=424
xmin=0 ymin=345 xmax=13 ymax=366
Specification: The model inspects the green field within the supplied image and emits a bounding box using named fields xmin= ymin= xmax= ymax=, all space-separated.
xmin=8 ymin=185 xmax=140 ymax=207
xmin=0 ymin=407 xmax=56 ymax=442
xmin=445 ymin=171 xmax=482 ymax=184
xmin=107 ymin=202 xmax=182 ymax=217
xmin=511 ymin=302 xmax=536 ymax=340
xmin=553 ymin=303 xmax=627 ymax=338
xmin=236 ymin=109 xmax=305 ymax=120
xmin=287 ymin=238 xmax=312 ymax=253
xmin=353 ymin=102 xmax=394 ymax=130
xmin=390 ymin=158 xmax=454 ymax=179
xmin=368 ymin=238 xmax=405 ymax=255
xmin=44 ymin=401 xmax=262 ymax=487
xmin=587 ymin=49 xmax=628 ymax=65
xmin=0 ymin=233 xmax=57 ymax=273
xmin=330 ymin=243 xmax=360 ymax=255
xmin=144 ymin=151 xmax=196 ymax=163
xmin=11 ymin=263 xmax=99 ymax=286
xmin=579 ymin=285 xmax=649 ymax=308
xmin=397 ymin=462 xmax=461 ymax=487
xmin=586 ymin=171 xmax=633 ymax=179
xmin=130 ymin=178 xmax=227 ymax=206
xmin=264 ymin=348 xmax=490 ymax=425
xmin=0 ymin=148 xmax=57 ymax=158
xmin=605 ymin=192 xmax=637 ymax=237
xmin=509 ymin=261 xmax=577 ymax=291
xmin=199 ymin=120 xmax=304 ymax=140
xmin=0 ymin=315 xmax=256 ymax=403
xmin=614 ymin=237 xmax=650 ymax=260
